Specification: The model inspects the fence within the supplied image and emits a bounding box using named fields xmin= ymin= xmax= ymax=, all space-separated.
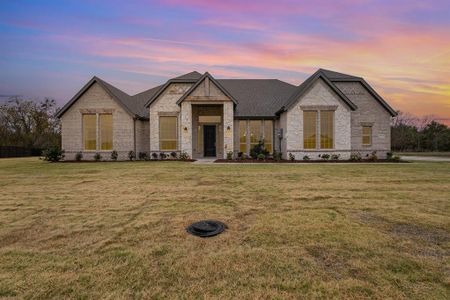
xmin=0 ymin=146 xmax=41 ymax=158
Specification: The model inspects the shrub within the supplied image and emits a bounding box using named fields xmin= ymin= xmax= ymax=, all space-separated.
xmin=151 ymin=152 xmax=158 ymax=160
xmin=288 ymin=153 xmax=295 ymax=161
xmin=138 ymin=152 xmax=148 ymax=160
xmin=226 ymin=151 xmax=233 ymax=160
xmin=257 ymin=153 xmax=266 ymax=160
xmin=367 ymin=151 xmax=378 ymax=162
xmin=170 ymin=152 xmax=177 ymax=159
xmin=303 ymin=155 xmax=310 ymax=161
xmin=386 ymin=151 xmax=393 ymax=160
xmin=331 ymin=154 xmax=340 ymax=160
xmin=42 ymin=146 xmax=65 ymax=162
xmin=110 ymin=150 xmax=118 ymax=161
xmin=128 ymin=150 xmax=136 ymax=161
xmin=179 ymin=151 xmax=190 ymax=160
xmin=237 ymin=152 xmax=243 ymax=159
xmin=250 ymin=140 xmax=269 ymax=159
xmin=390 ymin=155 xmax=401 ymax=162
xmin=75 ymin=151 xmax=83 ymax=161
xmin=94 ymin=152 xmax=102 ymax=161
xmin=159 ymin=152 xmax=166 ymax=160
xmin=320 ymin=154 xmax=330 ymax=160
xmin=350 ymin=152 xmax=362 ymax=161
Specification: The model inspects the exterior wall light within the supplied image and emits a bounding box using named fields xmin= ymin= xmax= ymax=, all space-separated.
xmin=183 ymin=126 xmax=188 ymax=132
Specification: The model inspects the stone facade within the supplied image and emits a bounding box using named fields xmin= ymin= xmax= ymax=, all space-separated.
xmin=60 ymin=73 xmax=393 ymax=161
xmin=60 ymin=82 xmax=134 ymax=160
xmin=281 ymin=78 xmax=352 ymax=160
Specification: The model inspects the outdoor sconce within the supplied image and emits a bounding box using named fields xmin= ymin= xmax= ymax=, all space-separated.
xmin=183 ymin=126 xmax=188 ymax=132
xmin=226 ymin=126 xmax=231 ymax=131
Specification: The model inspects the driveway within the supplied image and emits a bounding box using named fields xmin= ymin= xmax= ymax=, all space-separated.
xmin=400 ymin=155 xmax=450 ymax=162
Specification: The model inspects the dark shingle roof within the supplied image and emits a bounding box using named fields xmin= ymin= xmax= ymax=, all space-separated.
xmin=217 ymin=79 xmax=297 ymax=117
xmin=319 ymin=69 xmax=362 ymax=80
xmin=173 ymin=71 xmax=202 ymax=80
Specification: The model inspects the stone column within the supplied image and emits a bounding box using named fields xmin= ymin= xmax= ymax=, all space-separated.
xmin=223 ymin=101 xmax=234 ymax=158
xmin=180 ymin=101 xmax=193 ymax=158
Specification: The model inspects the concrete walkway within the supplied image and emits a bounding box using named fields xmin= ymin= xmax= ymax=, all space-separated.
xmin=192 ymin=158 xmax=216 ymax=164
xmin=400 ymin=156 xmax=450 ymax=162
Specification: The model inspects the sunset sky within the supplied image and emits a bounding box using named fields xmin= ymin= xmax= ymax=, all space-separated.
xmin=0 ymin=0 xmax=449 ymax=123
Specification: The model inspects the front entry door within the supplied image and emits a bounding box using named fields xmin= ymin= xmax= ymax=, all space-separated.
xmin=203 ymin=125 xmax=216 ymax=157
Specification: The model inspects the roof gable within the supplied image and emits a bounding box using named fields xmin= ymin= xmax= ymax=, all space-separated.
xmin=56 ymin=76 xmax=136 ymax=119
xmin=176 ymin=72 xmax=238 ymax=105
xmin=281 ymin=70 xmax=357 ymax=113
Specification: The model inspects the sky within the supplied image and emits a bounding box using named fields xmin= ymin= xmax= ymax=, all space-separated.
xmin=0 ymin=0 xmax=449 ymax=123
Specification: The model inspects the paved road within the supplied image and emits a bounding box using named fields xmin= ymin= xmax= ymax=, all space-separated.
xmin=400 ymin=156 xmax=450 ymax=162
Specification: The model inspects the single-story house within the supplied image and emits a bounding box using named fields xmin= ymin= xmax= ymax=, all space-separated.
xmin=56 ymin=69 xmax=397 ymax=160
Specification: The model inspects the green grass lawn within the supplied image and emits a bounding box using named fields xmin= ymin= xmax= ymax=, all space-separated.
xmin=0 ymin=158 xmax=449 ymax=299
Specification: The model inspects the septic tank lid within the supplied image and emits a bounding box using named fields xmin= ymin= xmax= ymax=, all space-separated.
xmin=186 ymin=220 xmax=226 ymax=237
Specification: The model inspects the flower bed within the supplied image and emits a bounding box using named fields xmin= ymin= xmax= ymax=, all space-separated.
xmin=58 ymin=159 xmax=196 ymax=163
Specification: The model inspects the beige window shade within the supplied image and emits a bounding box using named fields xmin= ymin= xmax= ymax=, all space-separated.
xmin=83 ymin=114 xmax=97 ymax=150
xmin=303 ymin=111 xmax=317 ymax=149
xmin=320 ymin=111 xmax=334 ymax=149
xmin=160 ymin=116 xmax=177 ymax=150
xmin=99 ymin=114 xmax=113 ymax=150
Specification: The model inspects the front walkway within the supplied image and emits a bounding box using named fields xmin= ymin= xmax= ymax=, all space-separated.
xmin=192 ymin=158 xmax=217 ymax=164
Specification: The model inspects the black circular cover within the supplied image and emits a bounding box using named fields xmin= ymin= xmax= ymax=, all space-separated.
xmin=186 ymin=220 xmax=226 ymax=237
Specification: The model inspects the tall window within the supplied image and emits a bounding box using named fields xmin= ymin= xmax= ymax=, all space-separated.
xmin=160 ymin=116 xmax=177 ymax=150
xmin=362 ymin=126 xmax=372 ymax=145
xmin=239 ymin=120 xmax=247 ymax=153
xmin=83 ymin=113 xmax=113 ymax=150
xmin=264 ymin=120 xmax=273 ymax=153
xmin=100 ymin=114 xmax=113 ymax=150
xmin=303 ymin=111 xmax=317 ymax=149
xmin=320 ymin=111 xmax=334 ymax=149
xmin=83 ymin=114 xmax=97 ymax=150
xmin=249 ymin=120 xmax=262 ymax=150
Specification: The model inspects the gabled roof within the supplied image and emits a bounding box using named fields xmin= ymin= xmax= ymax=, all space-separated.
xmin=176 ymin=72 xmax=238 ymax=105
xmin=280 ymin=70 xmax=358 ymax=113
xmin=144 ymin=71 xmax=201 ymax=107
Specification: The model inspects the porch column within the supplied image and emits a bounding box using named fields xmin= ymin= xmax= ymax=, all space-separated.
xmin=180 ymin=102 xmax=193 ymax=158
xmin=223 ymin=102 xmax=234 ymax=158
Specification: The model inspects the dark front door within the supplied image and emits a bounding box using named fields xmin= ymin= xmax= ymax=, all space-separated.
xmin=203 ymin=125 xmax=216 ymax=157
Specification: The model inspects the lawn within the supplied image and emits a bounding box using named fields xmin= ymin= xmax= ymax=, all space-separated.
xmin=0 ymin=158 xmax=449 ymax=299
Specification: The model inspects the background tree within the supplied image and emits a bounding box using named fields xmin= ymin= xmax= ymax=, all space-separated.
xmin=0 ymin=97 xmax=61 ymax=150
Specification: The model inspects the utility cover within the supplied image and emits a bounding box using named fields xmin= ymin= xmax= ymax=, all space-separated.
xmin=186 ymin=220 xmax=226 ymax=237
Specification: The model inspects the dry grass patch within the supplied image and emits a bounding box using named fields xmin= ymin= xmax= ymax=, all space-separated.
xmin=0 ymin=158 xmax=449 ymax=299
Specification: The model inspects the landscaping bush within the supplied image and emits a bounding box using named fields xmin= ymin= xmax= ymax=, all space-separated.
xmin=170 ymin=152 xmax=177 ymax=159
xmin=331 ymin=154 xmax=340 ymax=160
xmin=226 ymin=151 xmax=233 ymax=160
xmin=159 ymin=152 xmax=166 ymax=160
xmin=367 ymin=151 xmax=378 ymax=162
xmin=128 ymin=150 xmax=136 ymax=161
xmin=273 ymin=150 xmax=282 ymax=161
xmin=110 ymin=150 xmax=118 ymax=161
xmin=386 ymin=151 xmax=393 ymax=160
xmin=151 ymin=152 xmax=158 ymax=160
xmin=179 ymin=151 xmax=190 ymax=160
xmin=138 ymin=152 xmax=148 ymax=160
xmin=303 ymin=155 xmax=310 ymax=161
xmin=42 ymin=146 xmax=65 ymax=162
xmin=288 ymin=153 xmax=295 ymax=161
xmin=94 ymin=152 xmax=102 ymax=161
xmin=75 ymin=151 xmax=83 ymax=161
xmin=250 ymin=140 xmax=269 ymax=159
xmin=350 ymin=152 xmax=362 ymax=161
xmin=257 ymin=153 xmax=266 ymax=160
xmin=320 ymin=154 xmax=330 ymax=160
xmin=237 ymin=152 xmax=243 ymax=159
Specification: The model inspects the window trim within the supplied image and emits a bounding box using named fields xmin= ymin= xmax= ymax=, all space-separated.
xmin=159 ymin=115 xmax=178 ymax=151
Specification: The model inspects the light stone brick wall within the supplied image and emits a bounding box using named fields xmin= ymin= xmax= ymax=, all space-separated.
xmin=149 ymin=83 xmax=192 ymax=155
xmin=180 ymin=101 xmax=193 ymax=158
xmin=284 ymin=78 xmax=352 ymax=160
xmin=334 ymin=82 xmax=392 ymax=158
xmin=135 ymin=120 xmax=149 ymax=154
xmin=223 ymin=101 xmax=234 ymax=158
xmin=60 ymin=82 xmax=134 ymax=160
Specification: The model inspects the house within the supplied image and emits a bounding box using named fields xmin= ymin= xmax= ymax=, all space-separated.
xmin=56 ymin=69 xmax=397 ymax=160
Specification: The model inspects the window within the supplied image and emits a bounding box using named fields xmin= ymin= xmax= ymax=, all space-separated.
xmin=362 ymin=126 xmax=372 ymax=145
xmin=320 ymin=111 xmax=334 ymax=149
xmin=160 ymin=116 xmax=177 ymax=150
xmin=303 ymin=111 xmax=317 ymax=149
xmin=83 ymin=114 xmax=97 ymax=150
xmin=239 ymin=120 xmax=247 ymax=153
xmin=264 ymin=120 xmax=273 ymax=153
xmin=249 ymin=120 xmax=262 ymax=150
xmin=100 ymin=114 xmax=113 ymax=150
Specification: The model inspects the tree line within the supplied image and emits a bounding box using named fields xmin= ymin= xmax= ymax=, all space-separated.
xmin=0 ymin=98 xmax=449 ymax=154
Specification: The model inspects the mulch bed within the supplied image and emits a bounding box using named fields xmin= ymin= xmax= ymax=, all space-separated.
xmin=214 ymin=159 xmax=406 ymax=163
xmin=58 ymin=159 xmax=196 ymax=163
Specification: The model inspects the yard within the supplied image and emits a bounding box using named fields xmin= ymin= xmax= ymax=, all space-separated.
xmin=0 ymin=158 xmax=449 ymax=299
